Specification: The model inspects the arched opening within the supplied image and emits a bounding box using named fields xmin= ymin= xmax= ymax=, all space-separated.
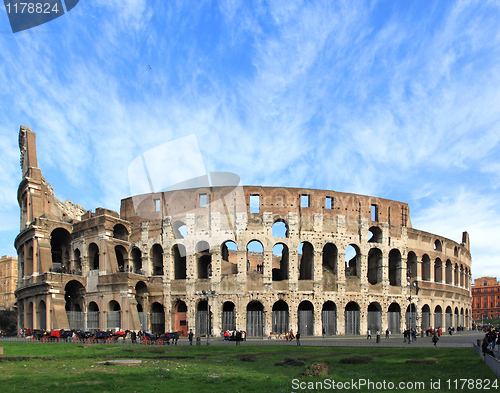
xmin=298 ymin=242 xmax=314 ymax=280
xmin=37 ymin=300 xmax=47 ymax=331
xmin=434 ymin=305 xmax=443 ymax=330
xmin=174 ymin=301 xmax=188 ymax=336
xmin=107 ymin=300 xmax=121 ymax=330
xmin=151 ymin=302 xmax=165 ymax=334
xmin=367 ymin=302 xmax=382 ymax=333
xmin=26 ymin=246 xmax=33 ymax=276
xmin=368 ymin=226 xmax=382 ymax=243
xmin=246 ymin=301 xmax=264 ymax=337
xmin=389 ymin=249 xmax=402 ymax=286
xmin=131 ymin=247 xmax=142 ymax=273
xmin=445 ymin=260 xmax=452 ymax=284
xmin=344 ymin=302 xmax=360 ymax=335
xmin=87 ymin=302 xmax=99 ymax=331
xmin=172 ymin=221 xmax=187 ymax=239
xmin=272 ymin=300 xmax=289 ymax=335
xmin=460 ymin=308 xmax=464 ymax=328
xmin=51 ymin=228 xmax=72 ymax=272
xmin=113 ymin=224 xmax=129 ymax=240
xmin=298 ymin=301 xmax=314 ymax=336
xmin=322 ymin=243 xmax=337 ymax=274
xmin=88 ymin=243 xmax=99 ymax=270
xmin=445 ymin=306 xmax=453 ymax=330
xmin=422 ymin=254 xmax=431 ymax=281
xmin=135 ymin=281 xmax=148 ymax=330
xmin=27 ymin=302 xmax=33 ymax=330
xmin=73 ymin=248 xmax=82 ymax=274
xmin=407 ymin=252 xmax=417 ymax=279
xmin=460 ymin=265 xmax=464 ymax=287
xmin=173 ymin=244 xmax=187 ymax=279
xmin=247 ymin=240 xmax=264 ymax=272
xmin=345 ymin=245 xmax=360 ymax=278
xmin=454 ymin=263 xmax=459 ymax=286
xmin=196 ymin=300 xmax=210 ymax=336
xmin=322 ymin=301 xmax=337 ymax=336
xmin=434 ymin=258 xmax=443 ymax=283
xmin=367 ymin=248 xmax=383 ymax=285
xmin=388 ymin=303 xmax=401 ymax=334
xmin=65 ymin=280 xmax=85 ymax=329
xmin=434 ymin=239 xmax=442 ymax=251
xmin=454 ymin=307 xmax=459 ymax=330
xmin=221 ymin=241 xmax=238 ymax=275
xmin=421 ymin=305 xmax=431 ymax=331
xmin=454 ymin=246 xmax=459 ymax=257
xmin=115 ymin=245 xmax=127 ymax=272
xmin=406 ymin=303 xmax=417 ymax=330
xmin=152 ymin=244 xmax=163 ymax=276
xmin=196 ymin=241 xmax=211 ymax=279
xmin=272 ymin=220 xmax=289 ymax=238
xmin=272 ymin=243 xmax=289 ymax=281
xmin=222 ymin=302 xmax=236 ymax=332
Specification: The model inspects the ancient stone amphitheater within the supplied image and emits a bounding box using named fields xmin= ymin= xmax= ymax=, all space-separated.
xmin=15 ymin=126 xmax=472 ymax=337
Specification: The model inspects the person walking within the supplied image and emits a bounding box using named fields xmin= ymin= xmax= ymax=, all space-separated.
xmin=367 ymin=329 xmax=371 ymax=339
xmin=432 ymin=333 xmax=439 ymax=347
xmin=188 ymin=329 xmax=194 ymax=345
xmin=385 ymin=328 xmax=389 ymax=339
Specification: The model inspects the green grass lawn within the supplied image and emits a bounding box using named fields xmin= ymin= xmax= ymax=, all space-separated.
xmin=0 ymin=342 xmax=496 ymax=392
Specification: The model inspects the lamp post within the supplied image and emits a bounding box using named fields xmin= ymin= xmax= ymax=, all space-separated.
xmin=406 ymin=266 xmax=417 ymax=343
xmin=202 ymin=290 xmax=216 ymax=345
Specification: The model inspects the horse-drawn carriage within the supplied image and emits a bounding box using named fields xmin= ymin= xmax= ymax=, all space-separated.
xmin=141 ymin=331 xmax=180 ymax=345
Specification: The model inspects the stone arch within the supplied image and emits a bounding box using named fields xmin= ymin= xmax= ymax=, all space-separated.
xmin=173 ymin=244 xmax=187 ymax=279
xmin=272 ymin=243 xmax=289 ymax=281
xmin=434 ymin=305 xmax=443 ymax=329
xmin=454 ymin=263 xmax=459 ymax=286
xmin=73 ymin=248 xmax=82 ymax=273
xmin=422 ymin=254 xmax=431 ymax=281
xmin=434 ymin=258 xmax=443 ymax=283
xmin=272 ymin=300 xmax=289 ymax=335
xmin=345 ymin=244 xmax=360 ymax=278
xmin=389 ymin=249 xmax=402 ymax=286
xmin=272 ymin=219 xmax=289 ymax=238
xmin=87 ymin=301 xmax=99 ymax=330
xmin=107 ymin=300 xmax=121 ymax=330
xmin=407 ymin=251 xmax=417 ymax=279
xmin=88 ymin=243 xmax=99 ymax=270
xmin=151 ymin=302 xmax=165 ymax=334
xmin=367 ymin=248 xmax=383 ymax=285
xmin=406 ymin=303 xmax=417 ymax=330
xmin=298 ymin=301 xmax=314 ymax=336
xmin=367 ymin=302 xmax=382 ymax=333
xmin=421 ymin=304 xmax=431 ymax=331
xmin=322 ymin=301 xmax=337 ymax=335
xmin=64 ymin=280 xmax=85 ymax=311
xmin=115 ymin=245 xmax=127 ymax=272
xmin=246 ymin=301 xmax=264 ymax=337
xmin=445 ymin=306 xmax=453 ymax=330
xmin=387 ymin=303 xmax=401 ymax=334
xmin=434 ymin=239 xmax=442 ymax=251
xmin=113 ymin=224 xmax=128 ymax=241
xmin=26 ymin=246 xmax=33 ymax=276
xmin=174 ymin=301 xmax=188 ymax=336
xmin=445 ymin=259 xmax=453 ymax=284
xmin=196 ymin=241 xmax=211 ymax=279
xmin=151 ymin=244 xmax=163 ymax=276
xmin=247 ymin=240 xmax=264 ymax=272
xmin=344 ymin=301 xmax=360 ymax=335
xmin=51 ymin=228 xmax=71 ymax=271
xmin=221 ymin=240 xmax=238 ymax=275
xmin=37 ymin=300 xmax=47 ymax=331
xmin=172 ymin=220 xmax=187 ymax=239
xmin=322 ymin=243 xmax=337 ymax=274
xmin=298 ymin=242 xmax=314 ymax=280
xmin=222 ymin=301 xmax=236 ymax=332
xmin=131 ymin=247 xmax=142 ymax=273
xmin=368 ymin=226 xmax=382 ymax=243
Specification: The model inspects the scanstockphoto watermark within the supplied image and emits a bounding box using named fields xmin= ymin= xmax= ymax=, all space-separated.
xmin=3 ymin=0 xmax=79 ymax=33
xmin=291 ymin=378 xmax=499 ymax=391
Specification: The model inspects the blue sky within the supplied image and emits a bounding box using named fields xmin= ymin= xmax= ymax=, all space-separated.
xmin=1 ymin=1 xmax=499 ymax=280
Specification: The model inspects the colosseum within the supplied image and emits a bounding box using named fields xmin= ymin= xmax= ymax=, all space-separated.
xmin=15 ymin=125 xmax=473 ymax=337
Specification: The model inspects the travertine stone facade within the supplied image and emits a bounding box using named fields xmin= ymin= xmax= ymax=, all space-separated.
xmin=15 ymin=126 xmax=473 ymax=336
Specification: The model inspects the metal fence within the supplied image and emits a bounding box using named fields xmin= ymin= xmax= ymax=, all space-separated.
xmin=196 ymin=310 xmax=209 ymax=336
xmin=388 ymin=312 xmax=400 ymax=334
xmin=272 ymin=311 xmax=288 ymax=334
xmin=107 ymin=311 xmax=121 ymax=330
xmin=151 ymin=313 xmax=165 ymax=334
xmin=87 ymin=311 xmax=99 ymax=330
xmin=222 ymin=311 xmax=235 ymax=332
xmin=321 ymin=310 xmax=336 ymax=335
xmin=246 ymin=311 xmax=263 ymax=337
xmin=67 ymin=311 xmax=84 ymax=330
xmin=367 ymin=311 xmax=382 ymax=333
xmin=345 ymin=310 xmax=360 ymax=335
xmin=138 ymin=312 xmax=148 ymax=331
